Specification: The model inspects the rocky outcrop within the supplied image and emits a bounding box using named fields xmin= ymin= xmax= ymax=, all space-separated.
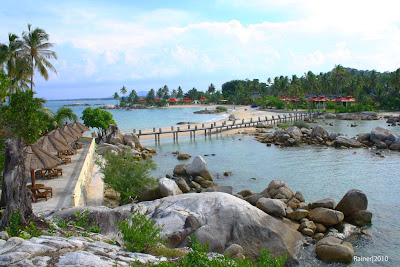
xmin=185 ymin=156 xmax=213 ymax=181
xmin=0 ymin=235 xmax=166 ymax=267
xmin=256 ymin=198 xmax=287 ymax=217
xmin=335 ymin=189 xmax=368 ymax=217
xmin=308 ymin=208 xmax=344 ymax=226
xmin=316 ymin=236 xmax=354 ymax=263
xmin=158 ymin=178 xmax=183 ymax=197
xmin=97 ymin=125 xmax=155 ymax=158
xmin=136 ymin=192 xmax=304 ymax=263
xmin=177 ymin=154 xmax=191 ymax=160
xmin=194 ymin=109 xmax=224 ymax=114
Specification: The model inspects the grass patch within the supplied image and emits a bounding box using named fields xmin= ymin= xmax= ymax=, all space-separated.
xmin=146 ymin=247 xmax=188 ymax=258
xmin=216 ymin=106 xmax=228 ymax=112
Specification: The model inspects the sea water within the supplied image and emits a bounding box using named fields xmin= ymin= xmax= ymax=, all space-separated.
xmin=45 ymin=99 xmax=400 ymax=265
xmin=44 ymin=99 xmax=229 ymax=131
xmin=144 ymin=119 xmax=400 ymax=266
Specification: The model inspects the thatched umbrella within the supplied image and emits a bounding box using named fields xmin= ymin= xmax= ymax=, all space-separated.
xmin=24 ymin=144 xmax=63 ymax=187
xmin=61 ymin=122 xmax=82 ymax=139
xmin=70 ymin=122 xmax=90 ymax=133
xmin=36 ymin=134 xmax=72 ymax=154
xmin=48 ymin=127 xmax=76 ymax=143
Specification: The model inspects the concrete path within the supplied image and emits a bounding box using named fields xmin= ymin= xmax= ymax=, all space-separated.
xmin=31 ymin=140 xmax=91 ymax=214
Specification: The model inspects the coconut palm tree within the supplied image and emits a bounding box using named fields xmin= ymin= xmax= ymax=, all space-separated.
xmin=120 ymin=86 xmax=127 ymax=96
xmin=54 ymin=106 xmax=77 ymax=126
xmin=113 ymin=92 xmax=119 ymax=105
xmin=21 ymin=24 xmax=57 ymax=91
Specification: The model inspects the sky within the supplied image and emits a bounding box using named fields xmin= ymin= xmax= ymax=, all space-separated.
xmin=1 ymin=0 xmax=400 ymax=100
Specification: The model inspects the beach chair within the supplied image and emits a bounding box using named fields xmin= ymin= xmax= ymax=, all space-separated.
xmin=28 ymin=184 xmax=53 ymax=202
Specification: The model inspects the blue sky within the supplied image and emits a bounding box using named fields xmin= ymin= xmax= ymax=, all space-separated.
xmin=1 ymin=0 xmax=400 ymax=100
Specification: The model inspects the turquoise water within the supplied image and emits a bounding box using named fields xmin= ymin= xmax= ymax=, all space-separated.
xmin=144 ymin=119 xmax=400 ymax=266
xmin=44 ymin=99 xmax=229 ymax=131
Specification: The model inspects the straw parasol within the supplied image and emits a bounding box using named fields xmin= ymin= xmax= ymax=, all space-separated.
xmin=70 ymin=122 xmax=90 ymax=134
xmin=48 ymin=127 xmax=77 ymax=143
xmin=24 ymin=144 xmax=63 ymax=187
xmin=61 ymin=122 xmax=82 ymax=139
xmin=35 ymin=134 xmax=72 ymax=153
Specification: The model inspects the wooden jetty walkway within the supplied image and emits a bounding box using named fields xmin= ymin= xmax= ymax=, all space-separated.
xmin=134 ymin=111 xmax=318 ymax=143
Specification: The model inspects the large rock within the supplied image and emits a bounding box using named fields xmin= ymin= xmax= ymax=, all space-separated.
xmin=316 ymin=236 xmax=354 ymax=263
xmin=370 ymin=127 xmax=392 ymax=143
xmin=158 ymin=178 xmax=183 ymax=197
xmin=286 ymin=127 xmax=302 ymax=139
xmin=185 ymin=156 xmax=213 ymax=181
xmin=0 ymin=234 xmax=165 ymax=266
xmin=309 ymin=198 xmax=336 ymax=209
xmin=347 ymin=210 xmax=373 ymax=226
xmin=177 ymin=154 xmax=191 ymax=160
xmin=173 ymin=164 xmax=188 ymax=175
xmin=101 ymin=124 xmax=124 ymax=145
xmin=308 ymin=208 xmax=344 ymax=226
xmin=311 ymin=125 xmax=328 ymax=139
xmin=333 ymin=136 xmax=363 ymax=148
xmin=131 ymin=134 xmax=143 ymax=150
xmin=389 ymin=137 xmax=400 ymax=150
xmin=138 ymin=187 xmax=162 ymax=202
xmin=203 ymin=186 xmax=233 ymax=194
xmin=175 ymin=178 xmax=190 ymax=193
xmin=256 ymin=198 xmax=287 ymax=217
xmin=137 ymin=192 xmax=304 ymax=263
xmin=335 ymin=189 xmax=368 ymax=217
xmin=237 ymin=189 xmax=254 ymax=198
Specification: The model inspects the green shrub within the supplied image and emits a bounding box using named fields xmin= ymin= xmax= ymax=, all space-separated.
xmin=6 ymin=209 xmax=22 ymax=237
xmin=277 ymin=124 xmax=290 ymax=130
xmin=118 ymin=212 xmax=164 ymax=253
xmin=293 ymin=122 xmax=310 ymax=129
xmin=73 ymin=209 xmax=100 ymax=233
xmin=98 ymin=149 xmax=157 ymax=205
xmin=133 ymin=235 xmax=287 ymax=266
xmin=216 ymin=106 xmax=228 ymax=112
xmin=6 ymin=209 xmax=41 ymax=239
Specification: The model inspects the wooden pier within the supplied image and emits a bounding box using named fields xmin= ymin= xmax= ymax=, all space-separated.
xmin=134 ymin=111 xmax=318 ymax=144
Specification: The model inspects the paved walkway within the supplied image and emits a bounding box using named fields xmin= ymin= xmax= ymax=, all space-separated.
xmin=31 ymin=140 xmax=91 ymax=215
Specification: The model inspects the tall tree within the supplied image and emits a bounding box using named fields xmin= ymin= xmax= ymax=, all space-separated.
xmin=120 ymin=86 xmax=127 ymax=96
xmin=113 ymin=92 xmax=119 ymax=105
xmin=146 ymin=89 xmax=156 ymax=104
xmin=207 ymin=83 xmax=216 ymax=94
xmin=177 ymin=86 xmax=183 ymax=99
xmin=333 ymin=64 xmax=345 ymax=95
xmin=54 ymin=106 xmax=77 ymax=126
xmin=21 ymin=24 xmax=57 ymax=91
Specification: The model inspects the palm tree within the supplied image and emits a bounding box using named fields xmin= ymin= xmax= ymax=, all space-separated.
xmin=207 ymin=83 xmax=216 ymax=94
xmin=55 ymin=106 xmax=77 ymax=126
xmin=21 ymin=24 xmax=57 ymax=91
xmin=113 ymin=92 xmax=119 ymax=105
xmin=120 ymin=86 xmax=127 ymax=95
xmin=333 ymin=64 xmax=345 ymax=95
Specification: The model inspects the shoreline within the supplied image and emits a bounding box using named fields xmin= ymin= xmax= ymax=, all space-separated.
xmin=123 ymin=105 xmax=293 ymax=142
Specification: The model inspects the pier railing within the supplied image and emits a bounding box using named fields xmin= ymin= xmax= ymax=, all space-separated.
xmin=134 ymin=111 xmax=318 ymax=143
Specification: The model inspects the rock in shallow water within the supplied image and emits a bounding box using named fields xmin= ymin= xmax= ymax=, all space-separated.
xmin=316 ymin=236 xmax=354 ymax=264
xmin=308 ymin=207 xmax=344 ymax=226
xmin=335 ymin=189 xmax=368 ymax=217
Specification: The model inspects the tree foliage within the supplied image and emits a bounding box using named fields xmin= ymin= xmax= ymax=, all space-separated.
xmin=81 ymin=107 xmax=116 ymax=135
xmin=98 ymin=149 xmax=157 ymax=205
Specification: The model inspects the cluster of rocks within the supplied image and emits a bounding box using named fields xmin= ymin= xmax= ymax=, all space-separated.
xmin=63 ymin=103 xmax=91 ymax=106
xmin=384 ymin=115 xmax=400 ymax=126
xmin=255 ymin=124 xmax=400 ymax=151
xmin=95 ymin=124 xmax=157 ymax=159
xmin=322 ymin=111 xmax=378 ymax=120
xmin=357 ymin=126 xmax=400 ymax=150
xmin=193 ymin=109 xmax=225 ymax=114
xmin=101 ymin=104 xmax=147 ymax=110
xmin=0 ymin=233 xmax=167 ymax=266
xmin=238 ymin=181 xmax=372 ymax=264
xmin=138 ymin=156 xmax=232 ymax=202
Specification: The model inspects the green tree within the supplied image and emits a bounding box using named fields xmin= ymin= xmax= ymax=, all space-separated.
xmin=120 ymin=85 xmax=127 ymax=96
xmin=54 ymin=106 xmax=77 ymax=126
xmin=113 ymin=92 xmax=119 ymax=105
xmin=177 ymin=86 xmax=183 ymax=99
xmin=98 ymin=149 xmax=157 ymax=204
xmin=162 ymin=85 xmax=170 ymax=99
xmin=156 ymin=88 xmax=163 ymax=98
xmin=171 ymin=89 xmax=177 ymax=98
xmin=207 ymin=83 xmax=216 ymax=94
xmin=81 ymin=107 xmax=116 ymax=136
xmin=21 ymin=24 xmax=57 ymax=91
xmin=333 ymin=64 xmax=345 ymax=95
xmin=146 ymin=89 xmax=156 ymax=104
xmin=0 ymin=34 xmax=26 ymax=90
xmin=127 ymin=89 xmax=138 ymax=104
